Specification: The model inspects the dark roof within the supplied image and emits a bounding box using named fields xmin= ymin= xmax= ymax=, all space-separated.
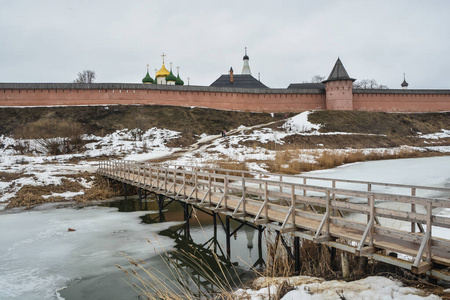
xmin=322 ymin=58 xmax=355 ymax=83
xmin=210 ymin=74 xmax=268 ymax=88
xmin=288 ymin=83 xmax=325 ymax=89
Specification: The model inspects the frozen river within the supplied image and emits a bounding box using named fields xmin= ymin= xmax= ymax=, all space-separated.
xmin=0 ymin=156 xmax=449 ymax=299
xmin=0 ymin=206 xmax=180 ymax=300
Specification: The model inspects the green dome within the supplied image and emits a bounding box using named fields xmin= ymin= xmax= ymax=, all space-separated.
xmin=166 ymin=70 xmax=177 ymax=82
xmin=175 ymin=74 xmax=184 ymax=85
xmin=142 ymin=72 xmax=153 ymax=84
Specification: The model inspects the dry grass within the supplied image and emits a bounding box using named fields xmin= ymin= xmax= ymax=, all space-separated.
xmin=263 ymin=232 xmax=335 ymax=279
xmin=6 ymin=179 xmax=84 ymax=209
xmin=74 ymin=175 xmax=123 ymax=203
xmin=14 ymin=118 xmax=84 ymax=139
xmin=215 ymin=159 xmax=251 ymax=177
xmin=266 ymin=150 xmax=318 ymax=175
xmin=5 ymin=173 xmax=122 ymax=209
xmin=116 ymin=245 xmax=241 ymax=299
xmin=317 ymin=148 xmax=424 ymax=169
xmin=265 ymin=148 xmax=432 ymax=175
xmin=0 ymin=171 xmax=25 ymax=182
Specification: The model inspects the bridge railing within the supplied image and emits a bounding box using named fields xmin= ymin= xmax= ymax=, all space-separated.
xmin=145 ymin=162 xmax=450 ymax=199
xmin=98 ymin=160 xmax=450 ymax=274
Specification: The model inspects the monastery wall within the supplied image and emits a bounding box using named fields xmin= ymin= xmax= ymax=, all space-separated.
xmin=1 ymin=84 xmax=450 ymax=113
xmin=0 ymin=84 xmax=326 ymax=112
xmin=353 ymin=90 xmax=450 ymax=112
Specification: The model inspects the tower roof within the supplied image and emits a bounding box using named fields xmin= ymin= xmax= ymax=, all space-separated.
xmin=175 ymin=74 xmax=184 ymax=85
xmin=142 ymin=64 xmax=153 ymax=83
xmin=166 ymin=70 xmax=177 ymax=82
xmin=175 ymin=66 xmax=184 ymax=85
xmin=156 ymin=64 xmax=170 ymax=78
xmin=401 ymin=73 xmax=409 ymax=87
xmin=142 ymin=72 xmax=153 ymax=83
xmin=322 ymin=58 xmax=355 ymax=83
xmin=242 ymin=47 xmax=252 ymax=75
xmin=243 ymin=47 xmax=249 ymax=60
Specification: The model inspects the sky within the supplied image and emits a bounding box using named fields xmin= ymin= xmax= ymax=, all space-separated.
xmin=0 ymin=0 xmax=449 ymax=89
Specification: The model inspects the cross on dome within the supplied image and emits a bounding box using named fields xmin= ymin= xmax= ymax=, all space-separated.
xmin=161 ymin=53 xmax=167 ymax=64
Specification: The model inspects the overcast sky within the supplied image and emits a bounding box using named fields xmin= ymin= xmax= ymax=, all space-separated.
xmin=1 ymin=1 xmax=449 ymax=89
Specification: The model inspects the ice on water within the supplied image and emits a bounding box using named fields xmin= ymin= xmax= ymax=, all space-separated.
xmin=0 ymin=206 xmax=177 ymax=300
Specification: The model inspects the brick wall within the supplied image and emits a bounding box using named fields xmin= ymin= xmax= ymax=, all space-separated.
xmin=1 ymin=84 xmax=449 ymax=113
xmin=353 ymin=91 xmax=450 ymax=112
xmin=0 ymin=86 xmax=327 ymax=112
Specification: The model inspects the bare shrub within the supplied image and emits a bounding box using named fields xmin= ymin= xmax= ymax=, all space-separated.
xmin=13 ymin=140 xmax=33 ymax=155
xmin=15 ymin=119 xmax=86 ymax=155
xmin=130 ymin=128 xmax=143 ymax=141
xmin=37 ymin=138 xmax=64 ymax=155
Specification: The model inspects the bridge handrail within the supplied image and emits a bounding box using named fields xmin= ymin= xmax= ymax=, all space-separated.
xmin=99 ymin=160 xmax=450 ymax=206
xmin=145 ymin=161 xmax=450 ymax=194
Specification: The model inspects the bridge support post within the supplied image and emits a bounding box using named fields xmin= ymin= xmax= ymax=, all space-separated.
xmin=123 ymin=183 xmax=128 ymax=201
xmin=158 ymin=194 xmax=165 ymax=221
xmin=213 ymin=212 xmax=218 ymax=253
xmin=137 ymin=188 xmax=142 ymax=210
xmin=226 ymin=216 xmax=231 ymax=259
xmin=144 ymin=190 xmax=148 ymax=210
xmin=258 ymin=225 xmax=264 ymax=267
xmin=294 ymin=236 xmax=300 ymax=275
xmin=184 ymin=202 xmax=190 ymax=238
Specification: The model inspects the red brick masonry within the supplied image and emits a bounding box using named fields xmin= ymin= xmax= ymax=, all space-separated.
xmin=0 ymin=83 xmax=449 ymax=113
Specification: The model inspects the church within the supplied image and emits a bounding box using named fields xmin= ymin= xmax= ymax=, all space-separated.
xmin=142 ymin=53 xmax=184 ymax=85
xmin=209 ymin=48 xmax=268 ymax=89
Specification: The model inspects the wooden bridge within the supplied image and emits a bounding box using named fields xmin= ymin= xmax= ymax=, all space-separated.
xmin=98 ymin=160 xmax=450 ymax=280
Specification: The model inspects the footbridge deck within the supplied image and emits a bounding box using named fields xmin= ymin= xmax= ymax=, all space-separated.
xmin=98 ymin=160 xmax=450 ymax=280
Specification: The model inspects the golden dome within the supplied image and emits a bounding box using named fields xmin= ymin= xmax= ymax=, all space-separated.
xmin=155 ymin=64 xmax=170 ymax=78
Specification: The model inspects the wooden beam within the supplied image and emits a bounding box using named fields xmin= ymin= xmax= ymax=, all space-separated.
xmin=411 ymin=261 xmax=433 ymax=274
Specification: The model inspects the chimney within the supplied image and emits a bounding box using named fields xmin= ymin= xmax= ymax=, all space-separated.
xmin=229 ymin=67 xmax=234 ymax=83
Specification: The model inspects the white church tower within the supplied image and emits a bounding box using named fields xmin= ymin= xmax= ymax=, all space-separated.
xmin=241 ymin=47 xmax=252 ymax=75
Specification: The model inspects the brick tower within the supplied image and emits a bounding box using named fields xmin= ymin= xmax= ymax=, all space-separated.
xmin=322 ymin=58 xmax=355 ymax=110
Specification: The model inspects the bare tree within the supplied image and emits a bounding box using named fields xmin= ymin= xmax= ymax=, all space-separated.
xmin=310 ymin=75 xmax=326 ymax=83
xmin=353 ymin=79 xmax=388 ymax=89
xmin=74 ymin=70 xmax=96 ymax=83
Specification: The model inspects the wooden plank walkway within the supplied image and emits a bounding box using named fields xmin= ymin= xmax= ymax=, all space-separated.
xmin=98 ymin=160 xmax=450 ymax=280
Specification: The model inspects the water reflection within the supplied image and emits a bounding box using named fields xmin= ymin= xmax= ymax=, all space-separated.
xmin=104 ymin=195 xmax=266 ymax=298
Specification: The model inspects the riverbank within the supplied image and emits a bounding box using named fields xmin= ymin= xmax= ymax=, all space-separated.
xmin=1 ymin=109 xmax=450 ymax=299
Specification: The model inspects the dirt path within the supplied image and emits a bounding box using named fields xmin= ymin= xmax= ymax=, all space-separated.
xmin=146 ymin=120 xmax=282 ymax=162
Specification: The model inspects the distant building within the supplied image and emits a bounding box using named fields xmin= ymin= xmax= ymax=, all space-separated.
xmin=210 ymin=49 xmax=268 ymax=89
xmin=401 ymin=74 xmax=409 ymax=89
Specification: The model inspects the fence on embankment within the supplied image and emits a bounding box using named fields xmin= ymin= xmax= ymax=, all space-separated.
xmin=98 ymin=160 xmax=450 ymax=280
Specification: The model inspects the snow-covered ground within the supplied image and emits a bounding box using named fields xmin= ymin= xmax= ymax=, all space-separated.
xmin=236 ymin=275 xmax=442 ymax=299
xmin=1 ymin=111 xmax=450 ymax=299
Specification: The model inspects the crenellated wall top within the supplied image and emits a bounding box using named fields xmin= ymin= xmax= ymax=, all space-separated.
xmin=0 ymin=82 xmax=325 ymax=95
xmin=353 ymin=89 xmax=450 ymax=95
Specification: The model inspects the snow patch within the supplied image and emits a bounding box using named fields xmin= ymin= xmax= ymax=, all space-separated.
xmin=282 ymin=111 xmax=321 ymax=133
